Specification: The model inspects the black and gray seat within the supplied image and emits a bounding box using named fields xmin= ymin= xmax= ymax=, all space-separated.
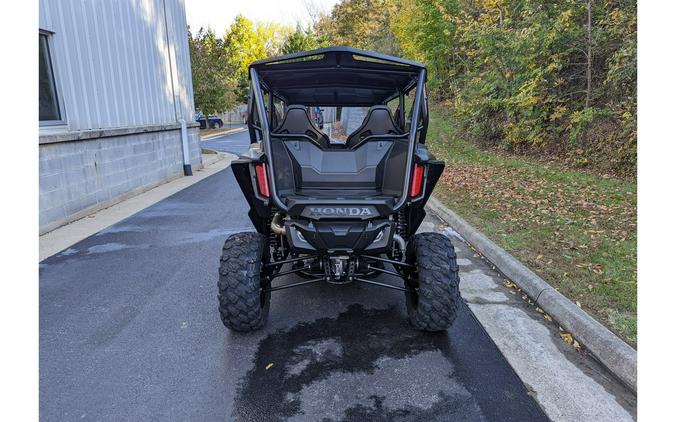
xmin=274 ymin=105 xmax=330 ymax=148
xmin=345 ymin=105 xmax=402 ymax=149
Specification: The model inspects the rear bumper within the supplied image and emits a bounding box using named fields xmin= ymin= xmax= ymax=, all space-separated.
xmin=285 ymin=218 xmax=394 ymax=254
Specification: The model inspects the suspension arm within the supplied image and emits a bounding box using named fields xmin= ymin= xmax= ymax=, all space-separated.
xmin=353 ymin=277 xmax=414 ymax=292
xmin=268 ymin=277 xmax=324 ymax=292
xmin=360 ymin=255 xmax=414 ymax=268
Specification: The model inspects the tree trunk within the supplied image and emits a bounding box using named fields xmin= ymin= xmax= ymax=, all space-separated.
xmin=585 ymin=0 xmax=592 ymax=108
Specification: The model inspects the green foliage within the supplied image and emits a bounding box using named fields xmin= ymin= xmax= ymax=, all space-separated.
xmin=189 ymin=0 xmax=636 ymax=175
xmin=391 ymin=0 xmax=458 ymax=91
xmin=189 ymin=16 xmax=291 ymax=111
xmin=281 ymin=24 xmax=325 ymax=55
xmin=223 ymin=16 xmax=287 ymax=102
xmin=315 ymin=0 xmax=399 ymax=55
xmin=390 ymin=0 xmax=636 ymax=176
xmin=188 ymin=27 xmax=236 ymax=114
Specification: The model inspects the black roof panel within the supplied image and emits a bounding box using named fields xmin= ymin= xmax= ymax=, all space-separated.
xmin=249 ymin=47 xmax=425 ymax=106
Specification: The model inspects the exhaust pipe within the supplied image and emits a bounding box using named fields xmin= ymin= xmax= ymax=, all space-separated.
xmin=393 ymin=233 xmax=406 ymax=256
xmin=271 ymin=212 xmax=286 ymax=235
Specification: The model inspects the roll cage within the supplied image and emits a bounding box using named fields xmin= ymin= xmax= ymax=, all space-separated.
xmin=245 ymin=46 xmax=429 ymax=214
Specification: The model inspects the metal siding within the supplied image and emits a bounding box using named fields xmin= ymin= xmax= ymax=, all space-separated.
xmin=123 ymin=0 xmax=145 ymax=127
xmin=39 ymin=0 xmax=195 ymax=131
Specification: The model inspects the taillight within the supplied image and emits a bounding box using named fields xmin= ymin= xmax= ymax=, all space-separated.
xmin=410 ymin=163 xmax=424 ymax=198
xmin=255 ymin=162 xmax=270 ymax=198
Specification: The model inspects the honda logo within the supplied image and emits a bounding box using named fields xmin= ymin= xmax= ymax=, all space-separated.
xmin=303 ymin=206 xmax=376 ymax=218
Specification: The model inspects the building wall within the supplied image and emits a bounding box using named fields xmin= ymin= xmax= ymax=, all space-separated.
xmin=39 ymin=0 xmax=202 ymax=234
xmin=39 ymin=125 xmax=201 ymax=234
xmin=39 ymin=0 xmax=195 ymax=131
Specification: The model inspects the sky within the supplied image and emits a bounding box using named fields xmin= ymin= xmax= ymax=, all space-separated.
xmin=185 ymin=0 xmax=340 ymax=36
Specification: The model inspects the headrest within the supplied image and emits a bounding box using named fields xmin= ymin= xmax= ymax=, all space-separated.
xmin=346 ymin=106 xmax=401 ymax=148
xmin=275 ymin=105 xmax=329 ymax=148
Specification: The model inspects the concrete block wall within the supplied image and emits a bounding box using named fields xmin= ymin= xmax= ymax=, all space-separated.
xmin=39 ymin=127 xmax=201 ymax=234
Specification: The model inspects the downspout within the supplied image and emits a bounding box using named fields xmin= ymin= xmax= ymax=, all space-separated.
xmin=162 ymin=0 xmax=192 ymax=175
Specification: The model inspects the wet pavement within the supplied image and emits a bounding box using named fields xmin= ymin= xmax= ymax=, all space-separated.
xmin=40 ymin=165 xmax=548 ymax=421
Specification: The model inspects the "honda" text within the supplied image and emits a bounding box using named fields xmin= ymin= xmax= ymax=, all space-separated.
xmin=308 ymin=207 xmax=374 ymax=217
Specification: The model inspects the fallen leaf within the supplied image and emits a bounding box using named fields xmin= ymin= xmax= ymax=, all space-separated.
xmin=560 ymin=332 xmax=573 ymax=344
xmin=543 ymin=314 xmax=552 ymax=322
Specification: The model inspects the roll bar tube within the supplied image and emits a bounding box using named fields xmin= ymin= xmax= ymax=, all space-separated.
xmin=393 ymin=68 xmax=426 ymax=211
xmin=250 ymin=68 xmax=289 ymax=212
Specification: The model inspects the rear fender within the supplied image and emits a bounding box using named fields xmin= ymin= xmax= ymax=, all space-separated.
xmin=404 ymin=144 xmax=445 ymax=237
xmin=231 ymin=155 xmax=271 ymax=235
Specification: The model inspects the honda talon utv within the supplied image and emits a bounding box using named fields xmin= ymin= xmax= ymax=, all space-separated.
xmin=219 ymin=47 xmax=460 ymax=332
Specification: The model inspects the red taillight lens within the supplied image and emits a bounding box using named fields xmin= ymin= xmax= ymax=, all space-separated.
xmin=410 ymin=163 xmax=424 ymax=198
xmin=255 ymin=162 xmax=270 ymax=198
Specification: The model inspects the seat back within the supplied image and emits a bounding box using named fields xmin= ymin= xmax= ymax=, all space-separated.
xmin=275 ymin=105 xmax=329 ymax=148
xmin=345 ymin=106 xmax=402 ymax=148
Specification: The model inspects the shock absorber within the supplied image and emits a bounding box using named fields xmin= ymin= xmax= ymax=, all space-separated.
xmin=396 ymin=207 xmax=408 ymax=238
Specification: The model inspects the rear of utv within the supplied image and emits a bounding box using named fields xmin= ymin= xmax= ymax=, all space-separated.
xmin=218 ymin=47 xmax=460 ymax=332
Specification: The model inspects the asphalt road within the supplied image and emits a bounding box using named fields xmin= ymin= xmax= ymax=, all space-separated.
xmin=201 ymin=126 xmax=251 ymax=155
xmin=40 ymin=144 xmax=548 ymax=421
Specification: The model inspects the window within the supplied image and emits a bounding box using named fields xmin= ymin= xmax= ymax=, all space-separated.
xmin=39 ymin=32 xmax=63 ymax=124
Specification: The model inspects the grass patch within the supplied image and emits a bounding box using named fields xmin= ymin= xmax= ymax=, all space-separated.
xmin=427 ymin=109 xmax=637 ymax=346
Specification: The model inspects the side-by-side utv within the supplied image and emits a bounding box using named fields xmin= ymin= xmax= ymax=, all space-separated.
xmin=219 ymin=47 xmax=460 ymax=332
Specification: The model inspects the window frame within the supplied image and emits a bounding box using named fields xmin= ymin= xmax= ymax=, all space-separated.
xmin=39 ymin=30 xmax=66 ymax=127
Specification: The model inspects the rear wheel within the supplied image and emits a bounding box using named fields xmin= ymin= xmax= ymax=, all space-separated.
xmin=405 ymin=232 xmax=461 ymax=331
xmin=218 ymin=232 xmax=270 ymax=332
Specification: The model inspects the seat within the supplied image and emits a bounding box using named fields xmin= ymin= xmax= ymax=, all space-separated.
xmin=274 ymin=105 xmax=330 ymax=148
xmin=345 ymin=106 xmax=402 ymax=149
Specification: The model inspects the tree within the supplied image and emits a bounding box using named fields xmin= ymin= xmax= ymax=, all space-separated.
xmin=188 ymin=27 xmax=236 ymax=115
xmin=223 ymin=15 xmax=290 ymax=101
xmin=282 ymin=24 xmax=322 ymax=54
xmin=390 ymin=0 xmax=458 ymax=91
xmin=315 ymin=0 xmax=399 ymax=55
xmin=585 ymin=0 xmax=592 ymax=108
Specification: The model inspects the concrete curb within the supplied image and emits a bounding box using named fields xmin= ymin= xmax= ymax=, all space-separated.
xmin=426 ymin=196 xmax=637 ymax=393
xmin=201 ymin=150 xmax=226 ymax=167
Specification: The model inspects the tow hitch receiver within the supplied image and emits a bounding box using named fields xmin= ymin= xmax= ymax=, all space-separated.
xmin=326 ymin=256 xmax=354 ymax=284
